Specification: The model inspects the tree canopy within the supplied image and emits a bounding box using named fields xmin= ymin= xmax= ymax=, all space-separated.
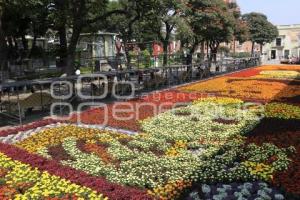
xmin=0 ymin=0 xmax=278 ymax=74
xmin=243 ymin=12 xmax=278 ymax=55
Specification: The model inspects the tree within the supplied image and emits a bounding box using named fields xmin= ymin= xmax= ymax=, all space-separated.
xmin=0 ymin=2 xmax=8 ymax=73
xmin=227 ymin=2 xmax=249 ymax=54
xmin=176 ymin=0 xmax=208 ymax=65
xmin=0 ymin=0 xmax=36 ymax=72
xmin=187 ymin=0 xmax=235 ymax=63
xmin=1 ymin=0 xmax=32 ymax=58
xmin=176 ymin=0 xmax=240 ymax=65
xmin=49 ymin=0 xmax=127 ymax=75
xmin=243 ymin=12 xmax=278 ymax=56
xmin=176 ymin=17 xmax=198 ymax=64
xmin=29 ymin=0 xmax=49 ymax=57
xmin=148 ymin=0 xmax=187 ymax=66
xmin=0 ymin=0 xmax=49 ymax=66
xmin=104 ymin=0 xmax=157 ymax=68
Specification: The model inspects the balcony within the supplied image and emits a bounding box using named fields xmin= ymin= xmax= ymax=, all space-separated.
xmin=271 ymin=37 xmax=285 ymax=48
xmin=272 ymin=42 xmax=285 ymax=48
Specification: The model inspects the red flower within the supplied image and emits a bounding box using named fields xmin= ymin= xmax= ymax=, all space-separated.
xmin=227 ymin=68 xmax=261 ymax=78
xmin=0 ymin=119 xmax=62 ymax=137
xmin=70 ymin=90 xmax=204 ymax=131
xmin=246 ymin=118 xmax=300 ymax=196
xmin=0 ymin=143 xmax=152 ymax=200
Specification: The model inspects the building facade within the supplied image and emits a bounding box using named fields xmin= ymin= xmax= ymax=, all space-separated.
xmin=263 ymin=24 xmax=300 ymax=61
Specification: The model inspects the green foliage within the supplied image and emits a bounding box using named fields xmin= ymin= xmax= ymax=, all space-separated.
xmin=128 ymin=50 xmax=151 ymax=68
xmin=242 ymin=12 xmax=278 ymax=45
xmin=219 ymin=46 xmax=230 ymax=55
xmin=182 ymin=0 xmax=236 ymax=59
xmin=228 ymin=1 xmax=249 ymax=43
xmin=141 ymin=49 xmax=151 ymax=68
xmin=128 ymin=51 xmax=138 ymax=58
xmin=0 ymin=0 xmax=272 ymax=74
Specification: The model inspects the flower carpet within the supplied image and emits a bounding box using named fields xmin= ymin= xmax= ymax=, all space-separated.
xmin=0 ymin=65 xmax=299 ymax=199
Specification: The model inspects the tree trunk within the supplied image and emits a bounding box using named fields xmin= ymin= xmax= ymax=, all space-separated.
xmin=251 ymin=41 xmax=255 ymax=57
xmin=209 ymin=41 xmax=219 ymax=64
xmin=187 ymin=54 xmax=193 ymax=65
xmin=233 ymin=36 xmax=236 ymax=55
xmin=29 ymin=34 xmax=37 ymax=58
xmin=66 ymin=51 xmax=76 ymax=76
xmin=187 ymin=42 xmax=198 ymax=65
xmin=0 ymin=13 xmax=8 ymax=75
xmin=200 ymin=41 xmax=205 ymax=62
xmin=260 ymin=43 xmax=263 ymax=56
xmin=54 ymin=0 xmax=68 ymax=69
xmin=206 ymin=42 xmax=209 ymax=59
xmin=123 ymin=40 xmax=131 ymax=69
xmin=58 ymin=25 xmax=68 ymax=68
xmin=21 ymin=35 xmax=28 ymax=51
xmin=210 ymin=48 xmax=217 ymax=63
xmin=65 ymin=26 xmax=82 ymax=76
xmin=161 ymin=22 xmax=172 ymax=67
xmin=209 ymin=48 xmax=218 ymax=63
xmin=163 ymin=41 xmax=169 ymax=66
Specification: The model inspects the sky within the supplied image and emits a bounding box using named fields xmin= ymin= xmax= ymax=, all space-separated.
xmin=237 ymin=0 xmax=300 ymax=25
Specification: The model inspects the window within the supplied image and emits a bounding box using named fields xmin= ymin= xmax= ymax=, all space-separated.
xmin=276 ymin=38 xmax=282 ymax=46
xmin=284 ymin=50 xmax=290 ymax=59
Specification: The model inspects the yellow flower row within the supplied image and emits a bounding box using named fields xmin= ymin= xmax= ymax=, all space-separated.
xmin=265 ymin=103 xmax=300 ymax=119
xmin=0 ymin=153 xmax=107 ymax=200
xmin=257 ymin=70 xmax=300 ymax=79
xmin=193 ymin=97 xmax=244 ymax=105
xmin=148 ymin=180 xmax=192 ymax=200
xmin=15 ymin=126 xmax=110 ymax=153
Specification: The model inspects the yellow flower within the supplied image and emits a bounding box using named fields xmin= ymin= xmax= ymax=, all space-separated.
xmin=15 ymin=126 xmax=110 ymax=153
xmin=0 ymin=153 xmax=107 ymax=199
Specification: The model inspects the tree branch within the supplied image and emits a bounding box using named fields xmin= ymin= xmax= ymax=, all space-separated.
xmin=87 ymin=9 xmax=127 ymax=24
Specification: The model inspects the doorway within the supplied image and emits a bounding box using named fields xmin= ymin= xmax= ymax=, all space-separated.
xmin=271 ymin=50 xmax=276 ymax=59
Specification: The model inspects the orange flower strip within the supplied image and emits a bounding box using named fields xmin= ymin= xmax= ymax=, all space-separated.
xmin=179 ymin=65 xmax=300 ymax=102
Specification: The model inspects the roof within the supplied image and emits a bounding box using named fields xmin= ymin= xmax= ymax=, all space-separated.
xmin=277 ymin=24 xmax=300 ymax=30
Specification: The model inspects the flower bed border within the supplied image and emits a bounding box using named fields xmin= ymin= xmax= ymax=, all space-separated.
xmin=0 ymin=119 xmax=62 ymax=138
xmin=0 ymin=142 xmax=151 ymax=200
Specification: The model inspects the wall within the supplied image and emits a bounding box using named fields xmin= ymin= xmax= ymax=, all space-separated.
xmin=263 ymin=24 xmax=300 ymax=61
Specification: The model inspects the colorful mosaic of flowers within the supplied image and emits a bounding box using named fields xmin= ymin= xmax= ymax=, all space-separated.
xmin=179 ymin=66 xmax=300 ymax=102
xmin=0 ymin=65 xmax=299 ymax=199
xmin=0 ymin=153 xmax=107 ymax=200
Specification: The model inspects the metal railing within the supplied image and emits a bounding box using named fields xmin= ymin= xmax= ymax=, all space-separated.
xmin=0 ymin=57 xmax=260 ymax=127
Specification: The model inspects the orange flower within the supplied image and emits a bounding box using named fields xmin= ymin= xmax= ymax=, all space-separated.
xmin=179 ymin=65 xmax=300 ymax=102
